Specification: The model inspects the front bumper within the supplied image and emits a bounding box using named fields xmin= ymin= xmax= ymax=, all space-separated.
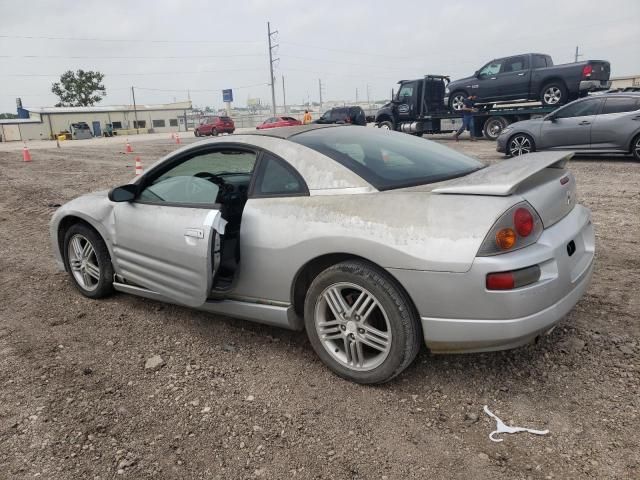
xmin=389 ymin=204 xmax=595 ymax=353
xmin=579 ymin=80 xmax=611 ymax=92
xmin=496 ymin=134 xmax=509 ymax=153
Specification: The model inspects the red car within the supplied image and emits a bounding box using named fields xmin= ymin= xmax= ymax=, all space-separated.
xmin=194 ymin=116 xmax=235 ymax=136
xmin=256 ymin=116 xmax=302 ymax=130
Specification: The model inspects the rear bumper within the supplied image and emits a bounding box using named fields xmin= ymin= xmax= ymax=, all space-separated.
xmin=579 ymin=80 xmax=611 ymax=92
xmin=421 ymin=258 xmax=593 ymax=353
xmin=389 ymin=204 xmax=595 ymax=353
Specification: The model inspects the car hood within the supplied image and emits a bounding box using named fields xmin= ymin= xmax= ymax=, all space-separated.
xmin=448 ymin=76 xmax=476 ymax=89
xmin=503 ymin=118 xmax=545 ymax=132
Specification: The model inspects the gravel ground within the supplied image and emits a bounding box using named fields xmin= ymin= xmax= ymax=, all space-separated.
xmin=0 ymin=134 xmax=638 ymax=479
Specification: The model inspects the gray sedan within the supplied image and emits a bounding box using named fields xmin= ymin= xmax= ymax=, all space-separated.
xmin=497 ymin=93 xmax=640 ymax=159
xmin=50 ymin=125 xmax=594 ymax=383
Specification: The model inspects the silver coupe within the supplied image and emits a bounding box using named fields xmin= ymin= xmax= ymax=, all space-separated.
xmin=50 ymin=125 xmax=595 ymax=383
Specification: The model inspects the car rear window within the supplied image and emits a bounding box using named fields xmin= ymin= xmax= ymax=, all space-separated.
xmin=219 ymin=116 xmax=232 ymax=122
xmin=291 ymin=127 xmax=483 ymax=190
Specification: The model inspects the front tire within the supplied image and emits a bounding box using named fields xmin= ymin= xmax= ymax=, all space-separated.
xmin=507 ymin=133 xmax=536 ymax=157
xmin=449 ymin=91 xmax=468 ymax=111
xmin=211 ymin=129 xmax=218 ymax=137
xmin=632 ymin=134 xmax=640 ymax=161
xmin=63 ymin=224 xmax=114 ymax=299
xmin=540 ymin=82 xmax=567 ymax=107
xmin=377 ymin=120 xmax=394 ymax=131
xmin=194 ymin=130 xmax=200 ymax=137
xmin=304 ymin=261 xmax=421 ymax=384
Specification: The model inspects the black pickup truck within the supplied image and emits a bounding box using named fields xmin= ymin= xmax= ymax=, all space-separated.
xmin=446 ymin=53 xmax=610 ymax=110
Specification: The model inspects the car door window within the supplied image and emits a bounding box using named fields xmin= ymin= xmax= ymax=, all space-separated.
xmin=601 ymin=97 xmax=639 ymax=114
xmin=253 ymin=153 xmax=308 ymax=196
xmin=555 ymin=99 xmax=602 ymax=119
xmin=138 ymin=149 xmax=257 ymax=205
xmin=502 ymin=56 xmax=527 ymax=73
xmin=532 ymin=55 xmax=547 ymax=68
xmin=479 ymin=61 xmax=502 ymax=77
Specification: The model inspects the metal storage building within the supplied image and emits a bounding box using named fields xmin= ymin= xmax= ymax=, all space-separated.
xmin=0 ymin=101 xmax=192 ymax=142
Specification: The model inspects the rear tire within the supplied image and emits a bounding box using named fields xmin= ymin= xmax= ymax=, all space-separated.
xmin=63 ymin=224 xmax=114 ymax=299
xmin=194 ymin=130 xmax=200 ymax=137
xmin=483 ymin=116 xmax=509 ymax=140
xmin=377 ymin=120 xmax=394 ymax=131
xmin=540 ymin=82 xmax=567 ymax=107
xmin=449 ymin=91 xmax=468 ymax=111
xmin=303 ymin=260 xmax=421 ymax=384
xmin=211 ymin=128 xmax=218 ymax=137
xmin=632 ymin=134 xmax=640 ymax=161
xmin=507 ymin=133 xmax=536 ymax=157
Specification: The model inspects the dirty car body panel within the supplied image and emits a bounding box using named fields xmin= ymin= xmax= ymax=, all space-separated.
xmin=50 ymin=125 xmax=594 ymax=357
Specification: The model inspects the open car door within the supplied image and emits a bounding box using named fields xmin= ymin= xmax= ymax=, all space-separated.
xmin=112 ymin=203 xmax=224 ymax=307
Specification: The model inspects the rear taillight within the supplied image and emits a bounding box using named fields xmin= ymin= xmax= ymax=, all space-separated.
xmin=486 ymin=265 xmax=541 ymax=290
xmin=477 ymin=202 xmax=543 ymax=256
xmin=514 ymin=207 xmax=534 ymax=237
xmin=582 ymin=65 xmax=593 ymax=78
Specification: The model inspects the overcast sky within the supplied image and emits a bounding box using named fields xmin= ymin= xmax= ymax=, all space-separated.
xmin=1 ymin=0 xmax=638 ymax=112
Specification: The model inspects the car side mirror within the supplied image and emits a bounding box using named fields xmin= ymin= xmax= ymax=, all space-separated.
xmin=108 ymin=184 xmax=138 ymax=202
xmin=545 ymin=114 xmax=556 ymax=122
xmin=474 ymin=70 xmax=480 ymax=77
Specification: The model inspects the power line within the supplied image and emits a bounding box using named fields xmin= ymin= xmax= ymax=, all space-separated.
xmin=0 ymin=34 xmax=261 ymax=45
xmin=0 ymin=54 xmax=264 ymax=59
xmin=2 ymin=67 xmax=266 ymax=77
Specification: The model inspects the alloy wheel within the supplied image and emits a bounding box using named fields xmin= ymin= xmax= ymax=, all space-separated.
xmin=452 ymin=95 xmax=466 ymax=111
xmin=635 ymin=137 xmax=640 ymax=159
xmin=543 ymin=87 xmax=562 ymax=105
xmin=379 ymin=123 xmax=391 ymax=130
xmin=509 ymin=135 xmax=533 ymax=156
xmin=67 ymin=234 xmax=100 ymax=291
xmin=314 ymin=282 xmax=392 ymax=371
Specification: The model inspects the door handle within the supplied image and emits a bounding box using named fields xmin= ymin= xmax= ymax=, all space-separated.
xmin=184 ymin=228 xmax=204 ymax=239
xmin=490 ymin=77 xmax=497 ymax=80
xmin=578 ymin=121 xmax=591 ymax=125
xmin=517 ymin=73 xmax=525 ymax=76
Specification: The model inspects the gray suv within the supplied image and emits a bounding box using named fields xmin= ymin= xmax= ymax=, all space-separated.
xmin=497 ymin=93 xmax=640 ymax=159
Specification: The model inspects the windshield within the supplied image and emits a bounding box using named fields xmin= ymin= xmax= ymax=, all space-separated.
xmin=291 ymin=127 xmax=483 ymax=190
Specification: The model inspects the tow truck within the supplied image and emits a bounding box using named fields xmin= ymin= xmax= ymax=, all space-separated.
xmin=374 ymin=75 xmax=558 ymax=140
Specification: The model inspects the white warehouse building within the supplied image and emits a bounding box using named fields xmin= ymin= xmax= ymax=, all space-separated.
xmin=0 ymin=100 xmax=192 ymax=142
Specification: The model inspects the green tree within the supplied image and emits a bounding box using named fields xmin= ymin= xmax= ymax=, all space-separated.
xmin=0 ymin=113 xmax=17 ymax=119
xmin=51 ymin=70 xmax=106 ymax=107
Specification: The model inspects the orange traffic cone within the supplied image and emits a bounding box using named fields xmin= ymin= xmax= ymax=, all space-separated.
xmin=125 ymin=139 xmax=133 ymax=153
xmin=175 ymin=134 xmax=181 ymax=145
xmin=22 ymin=144 xmax=32 ymax=162
xmin=134 ymin=156 xmax=143 ymax=176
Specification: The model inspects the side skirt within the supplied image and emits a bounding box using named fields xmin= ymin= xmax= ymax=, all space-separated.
xmin=112 ymin=282 xmax=303 ymax=331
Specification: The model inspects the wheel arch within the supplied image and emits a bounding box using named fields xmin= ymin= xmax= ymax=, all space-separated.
xmin=540 ymin=77 xmax=568 ymax=93
xmin=56 ymin=214 xmax=113 ymax=271
xmin=627 ymin=130 xmax=640 ymax=154
xmin=290 ymin=253 xmax=419 ymax=322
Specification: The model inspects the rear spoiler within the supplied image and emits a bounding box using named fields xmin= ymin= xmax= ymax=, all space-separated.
xmin=432 ymin=151 xmax=573 ymax=196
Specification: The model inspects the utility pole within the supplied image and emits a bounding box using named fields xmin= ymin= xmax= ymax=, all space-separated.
xmin=355 ymin=87 xmax=359 ymax=104
xmin=282 ymin=75 xmax=287 ymax=114
xmin=267 ymin=22 xmax=278 ymax=115
xmin=318 ymin=79 xmax=323 ymax=110
xmin=366 ymin=84 xmax=371 ymax=108
xmin=131 ymin=86 xmax=139 ymax=134
xmin=574 ymin=46 xmax=582 ymax=63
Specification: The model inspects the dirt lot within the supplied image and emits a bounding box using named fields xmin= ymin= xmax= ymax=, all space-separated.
xmin=0 ymin=134 xmax=638 ymax=479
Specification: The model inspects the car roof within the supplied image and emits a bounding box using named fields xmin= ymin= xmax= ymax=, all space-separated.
xmin=245 ymin=124 xmax=341 ymax=139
